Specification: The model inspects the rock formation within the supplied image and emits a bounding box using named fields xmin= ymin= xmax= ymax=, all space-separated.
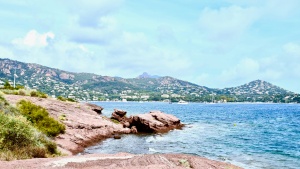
xmin=111 ymin=109 xmax=132 ymax=128
xmin=4 ymin=95 xmax=127 ymax=155
xmin=131 ymin=110 xmax=183 ymax=133
xmin=111 ymin=109 xmax=183 ymax=133
xmin=2 ymin=95 xmax=242 ymax=169
xmin=85 ymin=103 xmax=103 ymax=114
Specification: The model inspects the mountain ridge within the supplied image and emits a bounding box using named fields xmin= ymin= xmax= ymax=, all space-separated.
xmin=0 ymin=58 xmax=297 ymax=102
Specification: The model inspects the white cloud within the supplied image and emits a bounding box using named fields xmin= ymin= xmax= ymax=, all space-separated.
xmin=220 ymin=58 xmax=260 ymax=82
xmin=156 ymin=24 xmax=176 ymax=43
xmin=283 ymin=43 xmax=300 ymax=58
xmin=12 ymin=30 xmax=54 ymax=48
xmin=199 ymin=5 xmax=260 ymax=40
xmin=264 ymin=0 xmax=300 ymax=18
xmin=65 ymin=0 xmax=122 ymax=28
xmin=102 ymin=31 xmax=191 ymax=77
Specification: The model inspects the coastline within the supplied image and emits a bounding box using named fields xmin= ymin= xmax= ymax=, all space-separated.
xmin=2 ymin=95 xmax=242 ymax=169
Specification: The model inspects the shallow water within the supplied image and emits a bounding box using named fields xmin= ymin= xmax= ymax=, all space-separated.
xmin=84 ymin=102 xmax=300 ymax=169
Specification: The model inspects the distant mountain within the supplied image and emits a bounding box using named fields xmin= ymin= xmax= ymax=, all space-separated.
xmin=137 ymin=72 xmax=161 ymax=79
xmin=0 ymin=58 xmax=297 ymax=102
xmin=220 ymin=80 xmax=292 ymax=96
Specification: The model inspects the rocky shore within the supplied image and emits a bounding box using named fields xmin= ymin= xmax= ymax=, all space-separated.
xmin=3 ymin=95 xmax=242 ymax=169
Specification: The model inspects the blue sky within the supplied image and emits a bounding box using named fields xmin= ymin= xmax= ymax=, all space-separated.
xmin=0 ymin=0 xmax=300 ymax=93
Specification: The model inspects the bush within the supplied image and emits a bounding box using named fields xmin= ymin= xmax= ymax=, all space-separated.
xmin=57 ymin=96 xmax=66 ymax=101
xmin=39 ymin=93 xmax=48 ymax=98
xmin=30 ymin=90 xmax=48 ymax=98
xmin=30 ymin=91 xmax=38 ymax=97
xmin=0 ymin=94 xmax=18 ymax=115
xmin=67 ymin=98 xmax=76 ymax=102
xmin=17 ymin=100 xmax=65 ymax=137
xmin=18 ymin=90 xmax=26 ymax=96
xmin=0 ymin=113 xmax=59 ymax=160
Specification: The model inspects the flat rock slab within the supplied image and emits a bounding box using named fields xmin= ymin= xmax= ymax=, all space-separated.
xmin=0 ymin=153 xmax=242 ymax=169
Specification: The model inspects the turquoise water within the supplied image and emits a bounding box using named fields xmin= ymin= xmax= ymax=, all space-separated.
xmin=84 ymin=102 xmax=300 ymax=169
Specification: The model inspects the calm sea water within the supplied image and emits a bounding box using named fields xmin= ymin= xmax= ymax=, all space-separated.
xmin=83 ymin=102 xmax=300 ymax=169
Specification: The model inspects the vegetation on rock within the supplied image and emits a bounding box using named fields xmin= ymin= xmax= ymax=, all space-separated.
xmin=17 ymin=100 xmax=65 ymax=137
xmin=0 ymin=95 xmax=60 ymax=160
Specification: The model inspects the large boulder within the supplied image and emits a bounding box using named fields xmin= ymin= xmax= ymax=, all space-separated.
xmin=110 ymin=109 xmax=183 ymax=133
xmin=111 ymin=109 xmax=132 ymax=128
xmin=131 ymin=111 xmax=183 ymax=133
xmin=85 ymin=103 xmax=103 ymax=114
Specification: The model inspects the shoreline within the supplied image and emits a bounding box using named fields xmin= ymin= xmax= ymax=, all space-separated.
xmin=2 ymin=95 xmax=242 ymax=169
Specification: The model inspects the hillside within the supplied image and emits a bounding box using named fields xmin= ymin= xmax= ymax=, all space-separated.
xmin=0 ymin=58 xmax=297 ymax=103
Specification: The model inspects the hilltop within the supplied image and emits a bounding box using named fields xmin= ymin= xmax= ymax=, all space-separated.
xmin=0 ymin=58 xmax=298 ymax=103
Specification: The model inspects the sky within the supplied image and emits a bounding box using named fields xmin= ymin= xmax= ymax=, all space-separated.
xmin=0 ymin=0 xmax=300 ymax=93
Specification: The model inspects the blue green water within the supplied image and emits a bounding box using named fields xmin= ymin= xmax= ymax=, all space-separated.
xmin=84 ymin=102 xmax=300 ymax=169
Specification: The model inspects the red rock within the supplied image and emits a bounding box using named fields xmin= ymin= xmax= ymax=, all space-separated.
xmin=85 ymin=103 xmax=103 ymax=114
xmin=114 ymin=109 xmax=127 ymax=117
xmin=131 ymin=111 xmax=183 ymax=133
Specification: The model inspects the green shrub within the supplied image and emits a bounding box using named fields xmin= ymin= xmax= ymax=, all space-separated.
xmin=18 ymin=90 xmax=26 ymax=96
xmin=67 ymin=98 xmax=76 ymax=102
xmin=39 ymin=93 xmax=48 ymax=98
xmin=0 ymin=94 xmax=18 ymax=115
xmin=30 ymin=90 xmax=48 ymax=98
xmin=17 ymin=100 xmax=65 ymax=137
xmin=0 ymin=113 xmax=59 ymax=160
xmin=57 ymin=96 xmax=66 ymax=101
xmin=30 ymin=91 xmax=38 ymax=97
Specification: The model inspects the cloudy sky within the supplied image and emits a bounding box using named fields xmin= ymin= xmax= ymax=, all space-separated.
xmin=0 ymin=0 xmax=300 ymax=93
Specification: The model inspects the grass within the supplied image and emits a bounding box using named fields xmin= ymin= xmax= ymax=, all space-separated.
xmin=57 ymin=96 xmax=77 ymax=102
xmin=110 ymin=118 xmax=120 ymax=124
xmin=1 ymin=88 xmax=48 ymax=98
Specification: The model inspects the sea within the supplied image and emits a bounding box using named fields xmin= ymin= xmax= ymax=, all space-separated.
xmin=83 ymin=102 xmax=300 ymax=169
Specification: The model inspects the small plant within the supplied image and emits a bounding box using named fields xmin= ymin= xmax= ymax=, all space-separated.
xmin=178 ymin=159 xmax=191 ymax=168
xmin=38 ymin=92 xmax=48 ymax=98
xmin=30 ymin=91 xmax=38 ymax=97
xmin=30 ymin=90 xmax=48 ymax=98
xmin=17 ymin=100 xmax=65 ymax=137
xmin=18 ymin=90 xmax=26 ymax=96
xmin=67 ymin=98 xmax=76 ymax=102
xmin=110 ymin=118 xmax=120 ymax=124
xmin=58 ymin=114 xmax=67 ymax=121
xmin=57 ymin=96 xmax=66 ymax=101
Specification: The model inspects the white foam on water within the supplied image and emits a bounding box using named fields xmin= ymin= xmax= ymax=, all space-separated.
xmin=148 ymin=148 xmax=158 ymax=152
xmin=145 ymin=135 xmax=167 ymax=143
